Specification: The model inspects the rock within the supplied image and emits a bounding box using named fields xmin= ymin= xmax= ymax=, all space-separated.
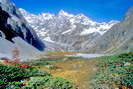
xmin=0 ymin=0 xmax=45 ymax=61
xmin=88 ymin=7 xmax=133 ymax=54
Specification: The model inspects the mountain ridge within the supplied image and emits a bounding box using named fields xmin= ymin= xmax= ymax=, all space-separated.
xmin=87 ymin=7 xmax=133 ymax=53
xmin=0 ymin=0 xmax=45 ymax=60
xmin=19 ymin=8 xmax=119 ymax=51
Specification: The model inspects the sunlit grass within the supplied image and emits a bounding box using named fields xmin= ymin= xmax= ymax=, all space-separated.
xmin=47 ymin=51 xmax=78 ymax=56
xmin=38 ymin=57 xmax=98 ymax=89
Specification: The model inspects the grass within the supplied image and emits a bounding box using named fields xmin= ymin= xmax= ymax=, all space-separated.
xmin=1 ymin=51 xmax=132 ymax=89
xmin=28 ymin=76 xmax=76 ymax=89
xmin=0 ymin=64 xmax=50 ymax=88
xmin=29 ymin=56 xmax=84 ymax=66
xmin=36 ymin=52 xmax=133 ymax=89
xmin=0 ymin=56 xmax=77 ymax=89
xmin=47 ymin=51 xmax=78 ymax=56
xmin=34 ymin=56 xmax=98 ymax=89
xmin=91 ymin=53 xmax=133 ymax=89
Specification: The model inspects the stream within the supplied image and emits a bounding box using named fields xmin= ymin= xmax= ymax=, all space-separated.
xmin=67 ymin=53 xmax=105 ymax=59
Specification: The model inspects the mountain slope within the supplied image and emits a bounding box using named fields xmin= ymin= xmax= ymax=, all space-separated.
xmin=19 ymin=8 xmax=118 ymax=51
xmin=0 ymin=0 xmax=45 ymax=60
xmin=87 ymin=7 xmax=133 ymax=53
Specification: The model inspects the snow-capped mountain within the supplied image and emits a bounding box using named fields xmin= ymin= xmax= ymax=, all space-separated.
xmin=19 ymin=8 xmax=119 ymax=51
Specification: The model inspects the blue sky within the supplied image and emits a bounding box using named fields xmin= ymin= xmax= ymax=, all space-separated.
xmin=13 ymin=0 xmax=133 ymax=22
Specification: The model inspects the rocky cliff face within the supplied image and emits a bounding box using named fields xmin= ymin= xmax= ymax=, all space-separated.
xmin=0 ymin=0 xmax=45 ymax=60
xmin=87 ymin=7 xmax=133 ymax=54
xmin=19 ymin=9 xmax=118 ymax=51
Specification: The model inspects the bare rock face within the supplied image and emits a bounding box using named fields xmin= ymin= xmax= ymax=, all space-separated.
xmin=0 ymin=0 xmax=45 ymax=60
xmin=87 ymin=7 xmax=133 ymax=54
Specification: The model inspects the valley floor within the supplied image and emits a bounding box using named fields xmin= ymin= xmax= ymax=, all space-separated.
xmin=32 ymin=52 xmax=133 ymax=89
xmin=42 ymin=59 xmax=97 ymax=89
xmin=37 ymin=52 xmax=99 ymax=89
xmin=0 ymin=52 xmax=132 ymax=89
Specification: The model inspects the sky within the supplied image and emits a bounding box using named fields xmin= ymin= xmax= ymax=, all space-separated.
xmin=13 ymin=0 xmax=133 ymax=22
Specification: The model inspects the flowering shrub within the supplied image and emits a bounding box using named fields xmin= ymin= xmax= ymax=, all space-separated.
xmin=18 ymin=64 xmax=31 ymax=68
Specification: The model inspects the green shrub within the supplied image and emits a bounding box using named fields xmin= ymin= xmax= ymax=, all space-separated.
xmin=30 ymin=57 xmax=84 ymax=67
xmin=28 ymin=76 xmax=76 ymax=89
xmin=0 ymin=65 xmax=31 ymax=84
xmin=0 ymin=64 xmax=75 ymax=89
xmin=30 ymin=58 xmax=57 ymax=66
xmin=0 ymin=64 xmax=50 ymax=88
xmin=91 ymin=53 xmax=133 ymax=89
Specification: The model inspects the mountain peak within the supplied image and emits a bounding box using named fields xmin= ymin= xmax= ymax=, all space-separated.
xmin=40 ymin=13 xmax=54 ymax=20
xmin=77 ymin=13 xmax=86 ymax=17
xmin=19 ymin=8 xmax=119 ymax=51
xmin=59 ymin=10 xmax=66 ymax=14
xmin=58 ymin=10 xmax=74 ymax=17
xmin=125 ymin=7 xmax=133 ymax=20
xmin=19 ymin=8 xmax=28 ymax=13
xmin=20 ymin=8 xmax=119 ymax=35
